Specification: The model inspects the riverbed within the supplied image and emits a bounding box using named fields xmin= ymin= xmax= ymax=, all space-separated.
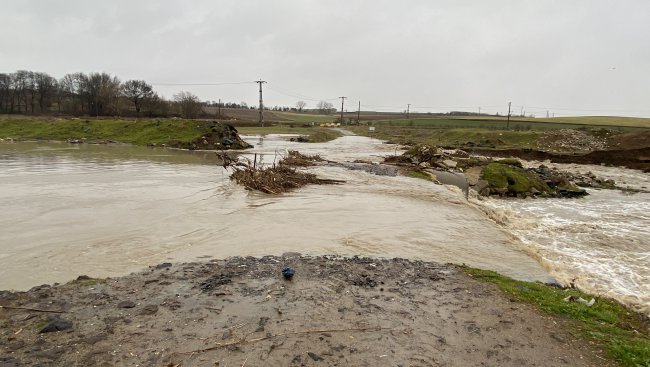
xmin=0 ymin=136 xmax=648 ymax=314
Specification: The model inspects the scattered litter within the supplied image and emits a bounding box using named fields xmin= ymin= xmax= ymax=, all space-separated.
xmin=563 ymin=295 xmax=596 ymax=306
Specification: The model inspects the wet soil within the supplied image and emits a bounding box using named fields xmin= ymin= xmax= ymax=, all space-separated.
xmin=0 ymin=256 xmax=611 ymax=366
xmin=469 ymin=147 xmax=650 ymax=171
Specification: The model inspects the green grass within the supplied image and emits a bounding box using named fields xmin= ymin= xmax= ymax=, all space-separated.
xmin=462 ymin=266 xmax=650 ymax=367
xmin=0 ymin=116 xmax=214 ymax=145
xmin=411 ymin=115 xmax=650 ymax=129
xmin=463 ymin=115 xmax=650 ymax=128
xmin=358 ymin=116 xmax=650 ymax=132
xmin=351 ymin=126 xmax=544 ymax=148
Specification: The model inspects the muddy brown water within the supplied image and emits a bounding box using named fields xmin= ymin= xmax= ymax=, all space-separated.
xmin=1 ymin=135 xmax=647 ymax=315
xmin=0 ymin=137 xmax=549 ymax=289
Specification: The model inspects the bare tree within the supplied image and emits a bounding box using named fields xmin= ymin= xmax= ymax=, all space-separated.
xmin=295 ymin=100 xmax=306 ymax=112
xmin=0 ymin=73 xmax=11 ymax=113
xmin=34 ymin=72 xmax=57 ymax=112
xmin=121 ymin=80 xmax=154 ymax=115
xmin=83 ymin=73 xmax=120 ymax=116
xmin=316 ymin=100 xmax=334 ymax=114
xmin=174 ymin=91 xmax=202 ymax=118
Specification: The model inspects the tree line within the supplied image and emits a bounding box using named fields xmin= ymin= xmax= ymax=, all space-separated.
xmin=0 ymin=70 xmax=279 ymax=119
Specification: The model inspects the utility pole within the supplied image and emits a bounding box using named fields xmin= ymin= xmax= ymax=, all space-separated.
xmin=506 ymin=101 xmax=512 ymax=130
xmin=520 ymin=106 xmax=523 ymax=117
xmin=256 ymin=80 xmax=267 ymax=126
xmin=357 ymin=100 xmax=361 ymax=124
xmin=339 ymin=96 xmax=346 ymax=125
xmin=478 ymin=106 xmax=481 ymax=115
xmin=406 ymin=104 xmax=411 ymax=119
xmin=546 ymin=110 xmax=549 ymax=118
xmin=217 ymin=98 xmax=221 ymax=120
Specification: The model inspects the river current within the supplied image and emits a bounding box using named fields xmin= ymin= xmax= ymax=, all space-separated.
xmin=0 ymin=136 xmax=648 ymax=314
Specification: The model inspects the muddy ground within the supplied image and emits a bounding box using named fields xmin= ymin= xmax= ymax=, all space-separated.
xmin=469 ymin=147 xmax=650 ymax=171
xmin=0 ymin=256 xmax=611 ymax=367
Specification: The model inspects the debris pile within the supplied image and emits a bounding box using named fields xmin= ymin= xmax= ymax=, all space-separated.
xmin=281 ymin=150 xmax=323 ymax=166
xmin=221 ymin=151 xmax=343 ymax=194
xmin=383 ymin=144 xmax=596 ymax=199
xmin=170 ymin=123 xmax=252 ymax=150
xmin=537 ymin=129 xmax=608 ymax=152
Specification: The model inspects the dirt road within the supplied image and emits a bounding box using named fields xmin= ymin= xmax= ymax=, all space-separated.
xmin=0 ymin=256 xmax=610 ymax=366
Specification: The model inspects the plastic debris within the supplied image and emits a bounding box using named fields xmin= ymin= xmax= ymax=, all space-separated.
xmin=562 ymin=295 xmax=595 ymax=306
xmin=282 ymin=267 xmax=295 ymax=280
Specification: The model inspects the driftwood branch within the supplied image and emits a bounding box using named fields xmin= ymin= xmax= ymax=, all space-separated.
xmin=0 ymin=305 xmax=66 ymax=314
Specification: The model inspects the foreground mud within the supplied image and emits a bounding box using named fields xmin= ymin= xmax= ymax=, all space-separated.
xmin=0 ymin=256 xmax=611 ymax=366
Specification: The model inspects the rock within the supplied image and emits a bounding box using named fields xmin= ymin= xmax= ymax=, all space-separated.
xmin=282 ymin=267 xmax=295 ymax=280
xmin=39 ymin=316 xmax=72 ymax=333
xmin=475 ymin=180 xmax=490 ymax=196
xmin=117 ymin=300 xmax=136 ymax=308
xmin=307 ymin=352 xmax=324 ymax=361
xmin=76 ymin=275 xmax=91 ymax=281
xmin=138 ymin=304 xmax=159 ymax=315
xmin=155 ymin=263 xmax=173 ymax=269
xmin=481 ymin=163 xmax=550 ymax=197
xmin=33 ymin=349 xmax=64 ymax=360
xmin=441 ymin=159 xmax=457 ymax=168
xmin=451 ymin=149 xmax=469 ymax=158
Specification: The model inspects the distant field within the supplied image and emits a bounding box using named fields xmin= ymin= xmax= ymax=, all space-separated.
xmin=273 ymin=111 xmax=336 ymax=123
xmin=451 ymin=115 xmax=650 ymax=128
xmin=204 ymin=108 xmax=336 ymax=124
xmin=362 ymin=116 xmax=650 ymax=131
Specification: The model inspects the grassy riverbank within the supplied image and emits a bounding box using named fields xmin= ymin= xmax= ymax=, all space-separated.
xmin=462 ymin=266 xmax=650 ymax=366
xmin=0 ymin=116 xmax=342 ymax=146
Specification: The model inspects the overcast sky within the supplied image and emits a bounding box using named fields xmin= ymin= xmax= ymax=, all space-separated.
xmin=1 ymin=0 xmax=649 ymax=116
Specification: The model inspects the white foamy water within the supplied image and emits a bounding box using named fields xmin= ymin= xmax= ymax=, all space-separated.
xmin=478 ymin=186 xmax=650 ymax=315
xmin=0 ymin=138 xmax=551 ymax=292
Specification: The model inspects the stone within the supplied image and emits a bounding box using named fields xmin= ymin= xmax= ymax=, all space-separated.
xmin=307 ymin=352 xmax=324 ymax=361
xmin=117 ymin=300 xmax=136 ymax=308
xmin=138 ymin=304 xmax=159 ymax=315
xmin=475 ymin=180 xmax=490 ymax=196
xmin=40 ymin=317 xmax=72 ymax=333
xmin=441 ymin=159 xmax=457 ymax=168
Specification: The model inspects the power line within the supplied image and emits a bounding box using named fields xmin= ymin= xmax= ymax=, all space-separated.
xmin=151 ymin=81 xmax=253 ymax=86
xmin=266 ymin=85 xmax=339 ymax=102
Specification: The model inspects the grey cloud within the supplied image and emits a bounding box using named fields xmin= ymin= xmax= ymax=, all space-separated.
xmin=1 ymin=0 xmax=648 ymax=116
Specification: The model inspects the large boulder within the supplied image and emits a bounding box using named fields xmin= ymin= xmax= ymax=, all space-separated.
xmin=481 ymin=163 xmax=551 ymax=197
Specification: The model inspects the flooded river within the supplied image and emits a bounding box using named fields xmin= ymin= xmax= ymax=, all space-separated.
xmin=0 ymin=136 xmax=648 ymax=314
